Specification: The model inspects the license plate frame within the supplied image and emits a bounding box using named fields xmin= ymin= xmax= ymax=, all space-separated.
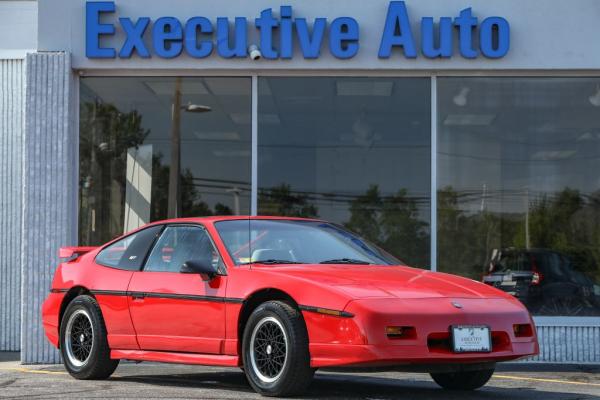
xmin=451 ymin=325 xmax=492 ymax=353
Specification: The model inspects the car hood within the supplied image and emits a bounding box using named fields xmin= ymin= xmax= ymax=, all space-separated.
xmin=260 ymin=264 xmax=508 ymax=299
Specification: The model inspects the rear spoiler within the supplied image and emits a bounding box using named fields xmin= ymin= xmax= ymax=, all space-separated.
xmin=58 ymin=246 xmax=98 ymax=259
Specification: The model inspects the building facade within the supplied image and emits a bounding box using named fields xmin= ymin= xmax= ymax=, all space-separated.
xmin=1 ymin=0 xmax=600 ymax=363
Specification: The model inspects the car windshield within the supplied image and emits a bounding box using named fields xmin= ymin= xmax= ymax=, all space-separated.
xmin=214 ymin=219 xmax=403 ymax=266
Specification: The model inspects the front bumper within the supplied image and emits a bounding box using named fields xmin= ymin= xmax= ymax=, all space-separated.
xmin=306 ymin=297 xmax=539 ymax=368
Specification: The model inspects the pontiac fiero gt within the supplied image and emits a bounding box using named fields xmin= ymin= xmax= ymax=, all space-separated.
xmin=42 ymin=217 xmax=538 ymax=396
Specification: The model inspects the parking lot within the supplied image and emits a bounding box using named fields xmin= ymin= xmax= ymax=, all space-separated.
xmin=0 ymin=353 xmax=598 ymax=400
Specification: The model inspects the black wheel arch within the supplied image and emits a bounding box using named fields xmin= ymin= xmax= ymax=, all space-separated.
xmin=237 ymin=288 xmax=303 ymax=357
xmin=58 ymin=286 xmax=95 ymax=346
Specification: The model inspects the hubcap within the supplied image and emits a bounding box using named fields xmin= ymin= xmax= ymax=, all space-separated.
xmin=65 ymin=309 xmax=94 ymax=368
xmin=249 ymin=316 xmax=289 ymax=383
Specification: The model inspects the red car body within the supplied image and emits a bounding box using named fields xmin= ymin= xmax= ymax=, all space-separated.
xmin=42 ymin=216 xmax=538 ymax=371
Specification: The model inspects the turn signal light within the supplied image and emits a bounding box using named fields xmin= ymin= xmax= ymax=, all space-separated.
xmin=386 ymin=326 xmax=416 ymax=339
xmin=513 ymin=323 xmax=534 ymax=337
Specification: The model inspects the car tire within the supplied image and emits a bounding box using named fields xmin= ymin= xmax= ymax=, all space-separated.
xmin=242 ymin=300 xmax=314 ymax=396
xmin=430 ymin=368 xmax=494 ymax=390
xmin=60 ymin=295 xmax=119 ymax=379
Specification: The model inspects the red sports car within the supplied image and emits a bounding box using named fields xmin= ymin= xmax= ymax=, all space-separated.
xmin=42 ymin=216 xmax=538 ymax=396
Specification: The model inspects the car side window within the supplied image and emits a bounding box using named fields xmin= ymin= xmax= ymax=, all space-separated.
xmin=95 ymin=225 xmax=163 ymax=271
xmin=144 ymin=225 xmax=220 ymax=273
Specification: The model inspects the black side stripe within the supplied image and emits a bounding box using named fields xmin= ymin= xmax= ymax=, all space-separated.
xmin=90 ymin=289 xmax=128 ymax=296
xmin=86 ymin=289 xmax=244 ymax=304
xmin=52 ymin=288 xmax=350 ymax=316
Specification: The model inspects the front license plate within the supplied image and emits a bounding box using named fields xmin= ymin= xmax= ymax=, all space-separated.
xmin=451 ymin=326 xmax=491 ymax=353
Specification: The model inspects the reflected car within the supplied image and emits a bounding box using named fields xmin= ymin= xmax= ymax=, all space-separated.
xmin=482 ymin=248 xmax=600 ymax=316
xmin=42 ymin=217 xmax=538 ymax=396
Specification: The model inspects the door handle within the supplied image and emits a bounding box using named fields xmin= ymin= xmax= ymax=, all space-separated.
xmin=130 ymin=292 xmax=146 ymax=300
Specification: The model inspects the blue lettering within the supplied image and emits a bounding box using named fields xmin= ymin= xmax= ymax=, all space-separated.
xmin=153 ymin=17 xmax=183 ymax=58
xmin=329 ymin=17 xmax=359 ymax=59
xmin=480 ymin=17 xmax=510 ymax=58
xmin=255 ymin=9 xmax=279 ymax=59
xmin=216 ymin=17 xmax=247 ymax=58
xmin=295 ymin=18 xmax=326 ymax=59
xmin=454 ymin=8 xmax=478 ymax=58
xmin=86 ymin=1 xmax=116 ymax=58
xmin=421 ymin=17 xmax=452 ymax=58
xmin=280 ymin=6 xmax=293 ymax=59
xmin=119 ymin=17 xmax=150 ymax=58
xmin=378 ymin=1 xmax=417 ymax=59
xmin=184 ymin=17 xmax=213 ymax=58
xmin=84 ymin=2 xmax=510 ymax=61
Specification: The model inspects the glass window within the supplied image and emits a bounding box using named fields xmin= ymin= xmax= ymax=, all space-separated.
xmin=79 ymin=77 xmax=251 ymax=245
xmin=258 ymin=77 xmax=431 ymax=268
xmin=438 ymin=77 xmax=600 ymax=316
xmin=215 ymin=219 xmax=401 ymax=266
xmin=96 ymin=225 xmax=163 ymax=270
xmin=145 ymin=226 xmax=219 ymax=273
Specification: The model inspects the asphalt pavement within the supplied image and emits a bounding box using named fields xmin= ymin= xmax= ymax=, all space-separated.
xmin=0 ymin=353 xmax=598 ymax=399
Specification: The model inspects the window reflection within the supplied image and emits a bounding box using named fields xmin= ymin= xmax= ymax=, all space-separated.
xmin=258 ymin=77 xmax=431 ymax=268
xmin=79 ymin=77 xmax=251 ymax=245
xmin=438 ymin=77 xmax=600 ymax=316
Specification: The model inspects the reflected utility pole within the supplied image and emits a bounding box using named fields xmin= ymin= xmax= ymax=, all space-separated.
xmin=227 ymin=187 xmax=242 ymax=215
xmin=167 ymin=77 xmax=211 ymax=218
xmin=167 ymin=78 xmax=183 ymax=219
xmin=525 ymin=187 xmax=530 ymax=249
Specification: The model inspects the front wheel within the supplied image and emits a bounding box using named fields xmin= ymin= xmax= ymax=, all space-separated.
xmin=430 ymin=368 xmax=494 ymax=390
xmin=242 ymin=301 xmax=314 ymax=396
xmin=60 ymin=295 xmax=119 ymax=379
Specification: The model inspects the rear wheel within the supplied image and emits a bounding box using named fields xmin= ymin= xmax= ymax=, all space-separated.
xmin=60 ymin=295 xmax=119 ymax=379
xmin=242 ymin=301 xmax=314 ymax=396
xmin=430 ymin=368 xmax=494 ymax=390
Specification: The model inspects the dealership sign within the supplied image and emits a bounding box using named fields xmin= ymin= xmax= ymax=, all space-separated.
xmin=86 ymin=1 xmax=510 ymax=60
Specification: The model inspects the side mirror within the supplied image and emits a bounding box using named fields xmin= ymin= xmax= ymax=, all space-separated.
xmin=180 ymin=260 xmax=218 ymax=281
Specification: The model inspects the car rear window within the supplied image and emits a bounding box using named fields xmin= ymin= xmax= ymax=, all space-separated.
xmin=96 ymin=225 xmax=163 ymax=270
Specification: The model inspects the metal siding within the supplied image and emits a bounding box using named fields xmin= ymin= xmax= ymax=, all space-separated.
xmin=524 ymin=325 xmax=600 ymax=363
xmin=21 ymin=52 xmax=77 ymax=364
xmin=0 ymin=58 xmax=24 ymax=352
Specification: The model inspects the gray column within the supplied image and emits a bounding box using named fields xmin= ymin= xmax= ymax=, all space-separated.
xmin=21 ymin=52 xmax=78 ymax=364
xmin=0 ymin=58 xmax=25 ymax=352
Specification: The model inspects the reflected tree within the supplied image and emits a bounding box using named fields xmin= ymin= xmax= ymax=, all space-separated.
xmin=80 ymin=100 xmax=232 ymax=245
xmin=345 ymin=185 xmax=429 ymax=268
xmin=258 ymin=183 xmax=318 ymax=218
xmin=437 ymin=186 xmax=519 ymax=279
xmin=345 ymin=185 xmax=383 ymax=243
xmin=79 ymin=101 xmax=149 ymax=244
xmin=150 ymin=153 xmax=233 ymax=220
xmin=437 ymin=186 xmax=600 ymax=285
xmin=517 ymin=188 xmax=600 ymax=282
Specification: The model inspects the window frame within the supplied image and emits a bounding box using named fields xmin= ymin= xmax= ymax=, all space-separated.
xmin=140 ymin=223 xmax=227 ymax=275
xmin=94 ymin=224 xmax=165 ymax=271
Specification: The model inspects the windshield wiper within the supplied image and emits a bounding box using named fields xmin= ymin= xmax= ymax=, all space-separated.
xmin=320 ymin=258 xmax=372 ymax=265
xmin=245 ymin=259 xmax=302 ymax=265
